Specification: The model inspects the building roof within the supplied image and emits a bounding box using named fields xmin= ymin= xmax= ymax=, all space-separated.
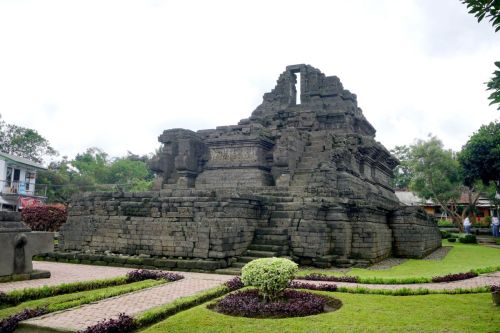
xmin=395 ymin=190 xmax=494 ymax=208
xmin=0 ymin=152 xmax=46 ymax=170
xmin=395 ymin=191 xmax=435 ymax=206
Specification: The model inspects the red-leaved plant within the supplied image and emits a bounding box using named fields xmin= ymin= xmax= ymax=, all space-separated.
xmin=21 ymin=204 xmax=68 ymax=231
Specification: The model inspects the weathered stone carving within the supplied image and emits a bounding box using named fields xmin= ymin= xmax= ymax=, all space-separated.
xmin=0 ymin=212 xmax=54 ymax=277
xmin=60 ymin=65 xmax=441 ymax=267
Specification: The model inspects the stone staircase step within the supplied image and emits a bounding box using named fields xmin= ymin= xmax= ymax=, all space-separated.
xmin=253 ymin=238 xmax=289 ymax=246
xmin=274 ymin=202 xmax=303 ymax=211
xmin=245 ymin=250 xmax=278 ymax=258
xmin=215 ymin=267 xmax=241 ymax=275
xmin=248 ymin=244 xmax=288 ymax=252
xmin=255 ymin=227 xmax=288 ymax=235
xmin=238 ymin=256 xmax=259 ymax=263
xmin=231 ymin=262 xmax=248 ymax=268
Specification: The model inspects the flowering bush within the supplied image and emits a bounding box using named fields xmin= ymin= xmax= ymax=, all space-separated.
xmin=76 ymin=313 xmax=135 ymax=333
xmin=302 ymin=273 xmax=359 ymax=283
xmin=0 ymin=307 xmax=47 ymax=333
xmin=125 ymin=269 xmax=183 ymax=283
xmin=209 ymin=289 xmax=335 ymax=318
xmin=490 ymin=285 xmax=500 ymax=293
xmin=21 ymin=204 xmax=68 ymax=231
xmin=241 ymin=257 xmax=298 ymax=301
xmin=431 ymin=271 xmax=478 ymax=283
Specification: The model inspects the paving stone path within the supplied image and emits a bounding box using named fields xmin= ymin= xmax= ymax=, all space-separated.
xmin=0 ymin=262 xmax=133 ymax=292
xmin=21 ymin=271 xmax=231 ymax=332
xmin=299 ymin=271 xmax=500 ymax=291
xmin=1 ymin=262 xmax=499 ymax=332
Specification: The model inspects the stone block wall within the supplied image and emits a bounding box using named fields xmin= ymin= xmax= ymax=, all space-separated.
xmin=60 ymin=190 xmax=261 ymax=259
xmin=389 ymin=206 xmax=442 ymax=258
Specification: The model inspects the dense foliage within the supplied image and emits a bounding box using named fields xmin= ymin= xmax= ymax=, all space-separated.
xmin=459 ymin=121 xmax=500 ymax=191
xmin=302 ymin=273 xmax=359 ymax=283
xmin=390 ymin=145 xmax=413 ymax=190
xmin=209 ymin=289 xmax=335 ymax=318
xmin=0 ymin=115 xmax=57 ymax=163
xmin=125 ymin=269 xmax=183 ymax=283
xmin=21 ymin=204 xmax=68 ymax=231
xmin=241 ymin=258 xmax=298 ymax=302
xmin=0 ymin=307 xmax=48 ymax=333
xmin=76 ymin=313 xmax=136 ymax=333
xmin=38 ymin=149 xmax=155 ymax=203
xmin=431 ymin=271 xmax=478 ymax=283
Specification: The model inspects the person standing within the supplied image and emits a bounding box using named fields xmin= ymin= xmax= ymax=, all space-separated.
xmin=463 ymin=216 xmax=472 ymax=234
xmin=492 ymin=216 xmax=499 ymax=238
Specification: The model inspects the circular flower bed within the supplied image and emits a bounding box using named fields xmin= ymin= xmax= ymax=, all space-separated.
xmin=209 ymin=289 xmax=342 ymax=318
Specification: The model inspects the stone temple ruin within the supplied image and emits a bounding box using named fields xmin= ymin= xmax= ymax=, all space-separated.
xmin=59 ymin=65 xmax=441 ymax=269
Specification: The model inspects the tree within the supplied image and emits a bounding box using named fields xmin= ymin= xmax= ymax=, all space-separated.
xmin=390 ymin=145 xmax=413 ymax=190
xmin=38 ymin=148 xmax=154 ymax=203
xmin=409 ymin=136 xmax=465 ymax=230
xmin=0 ymin=114 xmax=57 ymax=163
xmin=459 ymin=121 xmax=500 ymax=216
xmin=459 ymin=121 xmax=500 ymax=190
xmin=461 ymin=0 xmax=500 ymax=109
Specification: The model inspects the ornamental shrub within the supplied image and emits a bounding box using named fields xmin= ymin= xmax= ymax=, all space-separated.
xmin=125 ymin=269 xmax=183 ymax=283
xmin=447 ymin=238 xmax=457 ymax=243
xmin=21 ymin=204 xmax=68 ymax=231
xmin=76 ymin=313 xmax=136 ymax=333
xmin=0 ymin=307 xmax=47 ymax=333
xmin=459 ymin=234 xmax=477 ymax=244
xmin=241 ymin=257 xmax=298 ymax=301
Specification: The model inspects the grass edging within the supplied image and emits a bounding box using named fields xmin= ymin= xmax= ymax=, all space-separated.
xmin=0 ymin=276 xmax=129 ymax=306
xmin=134 ymin=285 xmax=230 ymax=329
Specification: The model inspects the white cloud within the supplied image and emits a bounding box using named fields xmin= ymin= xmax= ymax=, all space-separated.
xmin=0 ymin=0 xmax=498 ymax=161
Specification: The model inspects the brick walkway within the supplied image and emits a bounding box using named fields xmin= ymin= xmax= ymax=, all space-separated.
xmin=0 ymin=262 xmax=133 ymax=292
xmin=19 ymin=270 xmax=231 ymax=332
xmin=299 ymin=271 xmax=500 ymax=290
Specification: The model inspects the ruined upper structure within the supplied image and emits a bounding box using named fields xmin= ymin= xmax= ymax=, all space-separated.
xmin=60 ymin=65 xmax=440 ymax=268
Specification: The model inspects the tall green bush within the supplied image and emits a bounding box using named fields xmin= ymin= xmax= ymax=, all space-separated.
xmin=241 ymin=257 xmax=298 ymax=302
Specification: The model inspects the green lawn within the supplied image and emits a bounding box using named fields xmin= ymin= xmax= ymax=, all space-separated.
xmin=298 ymin=242 xmax=500 ymax=281
xmin=140 ymin=292 xmax=500 ymax=333
xmin=0 ymin=279 xmax=164 ymax=319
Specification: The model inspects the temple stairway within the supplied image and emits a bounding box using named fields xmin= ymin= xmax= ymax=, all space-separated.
xmin=215 ymin=193 xmax=300 ymax=275
xmin=291 ymin=132 xmax=330 ymax=187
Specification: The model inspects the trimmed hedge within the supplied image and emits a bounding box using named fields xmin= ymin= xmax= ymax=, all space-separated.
xmin=21 ymin=204 xmax=67 ymax=231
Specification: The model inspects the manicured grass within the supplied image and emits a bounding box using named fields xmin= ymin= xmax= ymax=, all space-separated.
xmin=0 ymin=279 xmax=164 ymax=319
xmin=139 ymin=292 xmax=500 ymax=333
xmin=298 ymin=242 xmax=500 ymax=281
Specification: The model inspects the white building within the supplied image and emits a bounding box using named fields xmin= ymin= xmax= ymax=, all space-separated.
xmin=0 ymin=152 xmax=47 ymax=211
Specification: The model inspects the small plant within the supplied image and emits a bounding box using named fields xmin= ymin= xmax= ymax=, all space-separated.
xmin=302 ymin=273 xmax=359 ymax=283
xmin=21 ymin=204 xmax=68 ymax=231
xmin=224 ymin=277 xmax=244 ymax=291
xmin=492 ymin=285 xmax=500 ymax=306
xmin=241 ymin=257 xmax=298 ymax=302
xmin=437 ymin=219 xmax=454 ymax=227
xmin=431 ymin=271 xmax=478 ymax=283
xmin=459 ymin=234 xmax=477 ymax=244
xmin=0 ymin=307 xmax=48 ymax=333
xmin=491 ymin=285 xmax=500 ymax=293
xmin=125 ymin=269 xmax=183 ymax=283
xmin=76 ymin=313 xmax=136 ymax=333
xmin=440 ymin=230 xmax=451 ymax=239
xmin=447 ymin=238 xmax=457 ymax=243
xmin=289 ymin=281 xmax=337 ymax=292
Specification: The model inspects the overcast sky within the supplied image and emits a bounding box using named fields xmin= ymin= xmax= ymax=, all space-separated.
xmin=0 ymin=0 xmax=498 ymax=162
